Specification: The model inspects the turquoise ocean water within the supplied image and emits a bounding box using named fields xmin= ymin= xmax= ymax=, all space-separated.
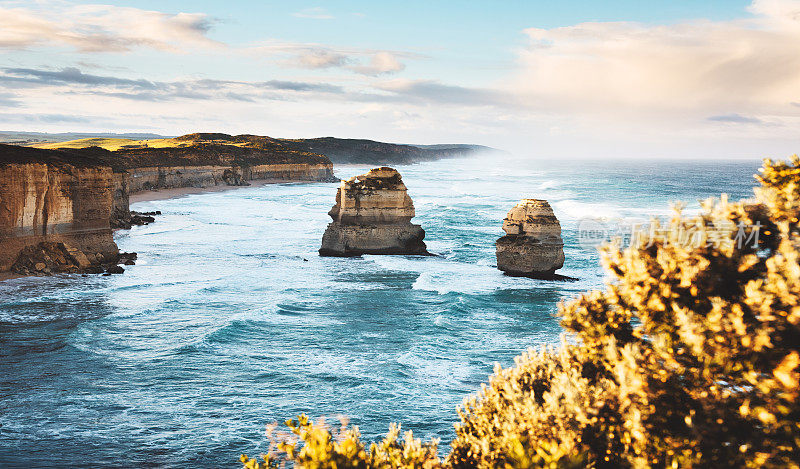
xmin=0 ymin=157 xmax=762 ymax=467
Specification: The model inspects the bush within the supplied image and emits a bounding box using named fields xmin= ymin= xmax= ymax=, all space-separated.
xmin=243 ymin=157 xmax=800 ymax=468
xmin=240 ymin=415 xmax=440 ymax=468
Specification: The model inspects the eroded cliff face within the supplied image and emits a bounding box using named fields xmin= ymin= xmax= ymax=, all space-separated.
xmin=0 ymin=162 xmax=119 ymax=273
xmin=124 ymin=163 xmax=334 ymax=193
xmin=320 ymin=167 xmax=428 ymax=256
xmin=107 ymin=163 xmax=335 ymax=227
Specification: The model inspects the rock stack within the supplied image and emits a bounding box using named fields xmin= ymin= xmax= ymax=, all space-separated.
xmin=496 ymin=199 xmax=570 ymax=279
xmin=319 ymin=167 xmax=428 ymax=256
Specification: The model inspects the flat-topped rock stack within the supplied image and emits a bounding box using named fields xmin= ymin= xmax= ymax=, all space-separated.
xmin=319 ymin=167 xmax=428 ymax=256
xmin=496 ymin=199 xmax=570 ymax=280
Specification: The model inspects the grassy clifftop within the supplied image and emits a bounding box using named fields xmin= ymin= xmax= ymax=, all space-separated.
xmin=33 ymin=132 xmax=498 ymax=165
xmin=0 ymin=143 xmax=118 ymax=168
xmin=24 ymin=133 xmax=331 ymax=169
xmin=33 ymin=133 xmax=276 ymax=152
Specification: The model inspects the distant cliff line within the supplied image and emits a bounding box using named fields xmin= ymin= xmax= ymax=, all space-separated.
xmin=1 ymin=131 xmax=502 ymax=165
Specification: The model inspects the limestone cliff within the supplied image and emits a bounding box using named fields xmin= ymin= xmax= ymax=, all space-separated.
xmin=1 ymin=136 xmax=338 ymax=276
xmin=122 ymin=163 xmax=333 ymax=194
xmin=495 ymin=199 xmax=566 ymax=279
xmin=320 ymin=167 xmax=428 ymax=256
xmin=28 ymin=134 xmax=338 ymax=228
xmin=0 ymin=145 xmax=120 ymax=273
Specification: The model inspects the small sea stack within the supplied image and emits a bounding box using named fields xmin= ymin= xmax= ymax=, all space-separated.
xmin=496 ymin=199 xmax=573 ymax=280
xmin=319 ymin=167 xmax=428 ymax=256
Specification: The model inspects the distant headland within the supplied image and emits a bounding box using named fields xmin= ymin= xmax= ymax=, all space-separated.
xmin=0 ymin=131 xmax=501 ymax=165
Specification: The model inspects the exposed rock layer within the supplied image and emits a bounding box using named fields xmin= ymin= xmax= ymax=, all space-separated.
xmin=496 ymin=199 xmax=566 ymax=279
xmin=123 ymin=163 xmax=333 ymax=194
xmin=0 ymin=159 xmax=120 ymax=273
xmin=320 ymin=167 xmax=428 ymax=256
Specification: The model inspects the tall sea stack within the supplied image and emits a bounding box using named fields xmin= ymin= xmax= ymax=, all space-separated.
xmin=319 ymin=167 xmax=428 ymax=256
xmin=496 ymin=199 xmax=566 ymax=279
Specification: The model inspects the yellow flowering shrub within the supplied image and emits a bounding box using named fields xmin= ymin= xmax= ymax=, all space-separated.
xmin=244 ymin=157 xmax=800 ymax=468
xmin=240 ymin=414 xmax=441 ymax=468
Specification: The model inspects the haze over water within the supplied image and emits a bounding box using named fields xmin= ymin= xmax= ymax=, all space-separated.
xmin=0 ymin=156 xmax=761 ymax=467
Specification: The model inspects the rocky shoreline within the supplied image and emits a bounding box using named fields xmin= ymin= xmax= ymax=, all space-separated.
xmin=11 ymin=243 xmax=137 ymax=276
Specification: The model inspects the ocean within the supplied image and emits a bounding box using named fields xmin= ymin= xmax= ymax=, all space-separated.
xmin=0 ymin=156 xmax=762 ymax=467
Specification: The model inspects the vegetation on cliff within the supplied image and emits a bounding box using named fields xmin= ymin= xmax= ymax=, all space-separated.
xmin=241 ymin=156 xmax=800 ymax=468
xmin=0 ymin=143 xmax=118 ymax=168
xmin=3 ymin=134 xmax=333 ymax=170
xmin=32 ymin=132 xmax=496 ymax=165
xmin=31 ymin=133 xmax=332 ymax=169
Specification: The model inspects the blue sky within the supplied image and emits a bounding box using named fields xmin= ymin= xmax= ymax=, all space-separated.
xmin=1 ymin=0 xmax=798 ymax=158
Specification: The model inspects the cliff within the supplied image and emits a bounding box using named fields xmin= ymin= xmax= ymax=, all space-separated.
xmin=320 ymin=167 xmax=428 ymax=256
xmin=0 ymin=145 xmax=120 ymax=273
xmin=0 ymin=136 xmax=337 ymax=276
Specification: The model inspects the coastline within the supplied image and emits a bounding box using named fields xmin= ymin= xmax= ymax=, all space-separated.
xmin=0 ymin=178 xmax=335 ymax=282
xmin=129 ymin=178 xmax=334 ymax=204
xmin=0 ymin=272 xmax=23 ymax=281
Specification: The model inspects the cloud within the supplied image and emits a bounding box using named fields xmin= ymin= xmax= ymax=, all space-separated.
xmin=707 ymin=113 xmax=764 ymax=124
xmin=0 ymin=112 xmax=93 ymax=123
xmin=0 ymin=4 xmax=221 ymax=52
xmin=0 ymin=65 xmax=507 ymax=116
xmin=513 ymin=0 xmax=800 ymax=120
xmin=261 ymin=80 xmax=344 ymax=93
xmin=349 ymin=52 xmax=406 ymax=76
xmin=4 ymin=67 xmax=158 ymax=89
xmin=249 ymin=41 xmax=419 ymax=75
xmin=0 ymin=67 xmax=346 ymax=103
xmin=0 ymin=4 xmax=413 ymax=77
xmin=292 ymin=7 xmax=334 ymax=20
xmin=291 ymin=49 xmax=351 ymax=69
xmin=0 ymin=92 xmax=19 ymax=106
xmin=375 ymin=79 xmax=510 ymax=106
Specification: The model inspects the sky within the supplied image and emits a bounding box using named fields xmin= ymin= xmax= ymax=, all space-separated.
xmin=1 ymin=0 xmax=799 ymax=158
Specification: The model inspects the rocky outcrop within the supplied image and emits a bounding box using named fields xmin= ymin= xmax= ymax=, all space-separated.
xmin=0 ymin=147 xmax=122 ymax=274
xmin=496 ymin=199 xmax=570 ymax=279
xmin=319 ymin=167 xmax=428 ymax=256
xmin=10 ymin=242 xmax=135 ymax=276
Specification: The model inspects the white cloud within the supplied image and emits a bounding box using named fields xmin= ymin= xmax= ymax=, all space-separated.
xmin=249 ymin=41 xmax=418 ymax=75
xmin=349 ymin=52 xmax=405 ymax=76
xmin=0 ymin=3 xmax=221 ymax=52
xmin=513 ymin=0 xmax=800 ymax=121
